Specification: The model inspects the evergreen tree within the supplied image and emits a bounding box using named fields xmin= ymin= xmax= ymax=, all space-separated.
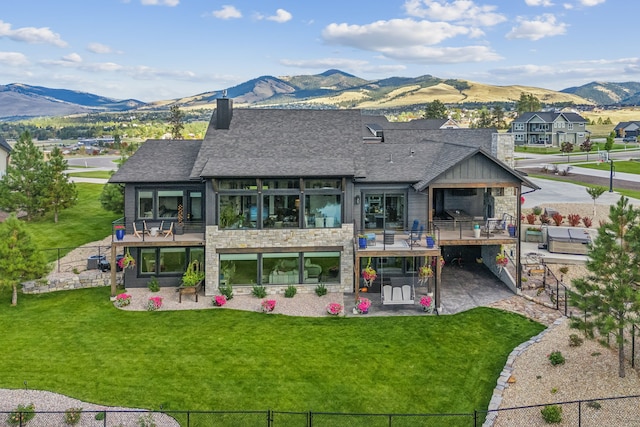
xmin=475 ymin=106 xmax=493 ymax=128
xmin=492 ymin=105 xmax=506 ymax=129
xmin=0 ymin=131 xmax=48 ymax=220
xmin=100 ymin=153 xmax=127 ymax=214
xmin=516 ymin=92 xmax=541 ymax=115
xmin=45 ymin=147 xmax=78 ymax=223
xmin=586 ymin=186 xmax=606 ymax=218
xmin=0 ymin=215 xmax=48 ymax=306
xmin=569 ymin=197 xmax=640 ymax=377
xmin=168 ymin=105 xmax=185 ymax=139
xmin=424 ymin=99 xmax=447 ymax=119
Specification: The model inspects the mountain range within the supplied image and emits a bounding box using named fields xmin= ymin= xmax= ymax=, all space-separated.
xmin=1 ymin=69 xmax=639 ymax=120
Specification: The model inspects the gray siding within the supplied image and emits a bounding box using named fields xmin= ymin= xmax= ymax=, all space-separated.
xmin=433 ymin=154 xmax=521 ymax=185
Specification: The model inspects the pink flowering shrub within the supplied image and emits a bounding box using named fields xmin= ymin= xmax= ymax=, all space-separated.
xmin=213 ymin=295 xmax=227 ymax=307
xmin=356 ymin=297 xmax=371 ymax=314
xmin=326 ymin=302 xmax=342 ymax=315
xmin=261 ymin=299 xmax=276 ymax=313
xmin=147 ymin=296 xmax=163 ymax=311
xmin=419 ymin=295 xmax=432 ymax=308
xmin=114 ymin=293 xmax=131 ymax=307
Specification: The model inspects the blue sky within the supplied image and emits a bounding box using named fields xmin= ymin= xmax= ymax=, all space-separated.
xmin=0 ymin=0 xmax=636 ymax=102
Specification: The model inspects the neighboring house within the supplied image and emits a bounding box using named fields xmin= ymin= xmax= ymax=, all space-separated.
xmin=0 ymin=135 xmax=11 ymax=178
xmin=108 ymin=98 xmax=538 ymax=309
xmin=614 ymin=121 xmax=640 ymax=138
xmin=509 ymin=111 xmax=588 ymax=147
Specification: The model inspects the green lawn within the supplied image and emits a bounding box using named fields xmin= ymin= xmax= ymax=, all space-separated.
xmin=0 ymin=287 xmax=544 ymax=421
xmin=67 ymin=170 xmax=112 ymax=179
xmin=576 ymin=160 xmax=640 ymax=175
xmin=25 ymin=183 xmax=119 ymax=262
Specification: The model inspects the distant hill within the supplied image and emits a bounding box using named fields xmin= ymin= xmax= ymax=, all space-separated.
xmin=561 ymin=81 xmax=640 ymax=105
xmin=0 ymin=84 xmax=145 ymax=120
xmin=5 ymin=70 xmax=640 ymax=120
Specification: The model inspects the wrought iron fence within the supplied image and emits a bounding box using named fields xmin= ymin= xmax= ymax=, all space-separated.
xmin=4 ymin=397 xmax=640 ymax=427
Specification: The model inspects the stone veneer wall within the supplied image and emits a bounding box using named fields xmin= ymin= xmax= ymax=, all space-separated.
xmin=22 ymin=271 xmax=123 ymax=294
xmin=205 ymin=224 xmax=355 ymax=296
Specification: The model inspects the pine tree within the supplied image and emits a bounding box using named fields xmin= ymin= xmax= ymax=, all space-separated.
xmin=0 ymin=215 xmax=48 ymax=306
xmin=168 ymin=105 xmax=185 ymax=139
xmin=0 ymin=131 xmax=48 ymax=220
xmin=424 ymin=99 xmax=447 ymax=119
xmin=45 ymin=147 xmax=78 ymax=223
xmin=569 ymin=197 xmax=640 ymax=377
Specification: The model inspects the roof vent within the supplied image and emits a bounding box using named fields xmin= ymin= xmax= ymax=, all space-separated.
xmin=364 ymin=124 xmax=384 ymax=142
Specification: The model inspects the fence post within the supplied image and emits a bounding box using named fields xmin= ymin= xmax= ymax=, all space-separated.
xmin=633 ymin=326 xmax=636 ymax=369
xmin=578 ymin=401 xmax=582 ymax=427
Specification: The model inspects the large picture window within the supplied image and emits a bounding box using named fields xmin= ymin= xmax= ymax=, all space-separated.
xmin=217 ymin=178 xmax=343 ymax=229
xmin=138 ymin=247 xmax=203 ymax=276
xmin=219 ymin=251 xmax=340 ymax=285
xmin=135 ymin=187 xmax=202 ymax=221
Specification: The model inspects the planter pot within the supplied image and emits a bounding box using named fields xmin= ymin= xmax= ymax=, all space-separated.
xmin=473 ymin=228 xmax=481 ymax=238
xmin=425 ymin=236 xmax=434 ymax=248
xmin=115 ymin=229 xmax=125 ymax=241
xmin=508 ymin=225 xmax=516 ymax=237
xmin=358 ymin=237 xmax=367 ymax=249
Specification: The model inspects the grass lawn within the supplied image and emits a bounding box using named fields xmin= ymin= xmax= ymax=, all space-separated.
xmin=67 ymin=170 xmax=112 ymax=179
xmin=25 ymin=183 xmax=119 ymax=262
xmin=0 ymin=287 xmax=544 ymax=421
xmin=576 ymin=160 xmax=640 ymax=175
xmin=528 ymin=174 xmax=640 ymax=200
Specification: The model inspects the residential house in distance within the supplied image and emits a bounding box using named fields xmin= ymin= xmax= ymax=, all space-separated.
xmin=0 ymin=135 xmax=11 ymax=178
xmin=108 ymin=99 xmax=538 ymax=309
xmin=614 ymin=121 xmax=640 ymax=139
xmin=509 ymin=111 xmax=588 ymax=147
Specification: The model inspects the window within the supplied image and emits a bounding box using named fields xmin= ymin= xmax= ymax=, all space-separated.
xmin=218 ymin=178 xmax=343 ymax=229
xmin=138 ymin=247 xmax=202 ymax=276
xmin=568 ymin=123 xmax=574 ymax=130
xmin=363 ymin=192 xmax=405 ymax=230
xmin=135 ymin=187 xmax=199 ymax=221
xmin=220 ymin=251 xmax=341 ymax=285
xmin=158 ymin=190 xmax=183 ymax=218
xmin=514 ymin=122 xmax=524 ymax=131
xmin=138 ymin=191 xmax=154 ymax=218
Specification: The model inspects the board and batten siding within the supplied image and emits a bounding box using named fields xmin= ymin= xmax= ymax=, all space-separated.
xmin=432 ymin=153 xmax=521 ymax=185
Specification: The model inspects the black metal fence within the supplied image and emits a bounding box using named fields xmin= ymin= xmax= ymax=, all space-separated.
xmin=4 ymin=396 xmax=640 ymax=427
xmin=41 ymin=245 xmax=114 ymax=273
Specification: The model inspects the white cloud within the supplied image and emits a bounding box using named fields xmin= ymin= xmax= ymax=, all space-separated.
xmin=280 ymin=57 xmax=406 ymax=76
xmin=140 ymin=0 xmax=179 ymax=6
xmin=0 ymin=20 xmax=67 ymax=47
xmin=578 ymin=0 xmax=605 ymax=6
xmin=403 ymin=0 xmax=506 ymax=27
xmin=323 ymin=19 xmax=470 ymax=49
xmin=212 ymin=5 xmax=242 ymax=20
xmin=380 ymin=45 xmax=502 ymax=63
xmin=87 ymin=43 xmax=115 ymax=54
xmin=506 ymin=14 xmax=568 ymax=40
xmin=62 ymin=53 xmax=82 ymax=63
xmin=525 ymin=0 xmax=554 ymax=6
xmin=0 ymin=51 xmax=29 ymax=66
xmin=266 ymin=9 xmax=292 ymax=23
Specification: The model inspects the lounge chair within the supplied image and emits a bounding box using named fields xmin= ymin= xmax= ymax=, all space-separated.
xmin=161 ymin=221 xmax=174 ymax=238
xmin=133 ymin=220 xmax=148 ymax=238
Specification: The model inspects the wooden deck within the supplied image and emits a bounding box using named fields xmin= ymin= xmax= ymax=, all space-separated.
xmin=111 ymin=232 xmax=205 ymax=247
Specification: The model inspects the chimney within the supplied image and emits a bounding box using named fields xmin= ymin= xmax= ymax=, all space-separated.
xmin=216 ymin=96 xmax=233 ymax=130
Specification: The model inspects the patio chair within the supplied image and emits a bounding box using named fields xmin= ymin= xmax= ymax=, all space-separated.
xmin=133 ymin=220 xmax=148 ymax=238
xmin=408 ymin=224 xmax=424 ymax=246
xmin=161 ymin=221 xmax=174 ymax=238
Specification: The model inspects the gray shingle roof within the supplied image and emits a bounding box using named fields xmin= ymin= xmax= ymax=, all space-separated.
xmin=0 ymin=135 xmax=11 ymax=154
xmin=513 ymin=111 xmax=587 ymax=123
xmin=191 ymin=109 xmax=364 ymax=178
xmin=109 ymin=139 xmax=202 ymax=183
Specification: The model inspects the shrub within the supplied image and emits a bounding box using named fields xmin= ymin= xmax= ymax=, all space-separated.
xmin=95 ymin=412 xmax=105 ymax=421
xmin=212 ymin=295 xmax=227 ymax=307
xmin=586 ymin=400 xmax=602 ymax=410
xmin=64 ymin=407 xmax=82 ymax=426
xmin=114 ymin=293 xmax=132 ymax=307
xmin=219 ymin=282 xmax=234 ymax=300
xmin=137 ymin=413 xmax=157 ymax=427
xmin=540 ymin=404 xmax=562 ymax=424
xmin=582 ymin=216 xmax=593 ymax=228
xmin=261 ymin=299 xmax=276 ymax=312
xmin=569 ymin=333 xmax=584 ymax=347
xmin=147 ymin=276 xmax=160 ymax=292
xmin=315 ymin=283 xmax=328 ymax=296
xmin=252 ymin=285 xmax=267 ymax=298
xmin=533 ymin=206 xmax=543 ymax=215
xmin=559 ymin=266 xmax=569 ymax=274
xmin=326 ymin=302 xmax=342 ymax=315
xmin=284 ymin=285 xmax=297 ymax=298
xmin=72 ymin=268 xmax=80 ymax=274
xmin=7 ymin=403 xmax=35 ymax=426
xmin=147 ymin=296 xmax=163 ymax=311
xmin=548 ymin=351 xmax=565 ymax=366
xmin=567 ymin=213 xmax=581 ymax=226
xmin=526 ymin=213 xmax=537 ymax=224
xmin=540 ymin=214 xmax=551 ymax=224
xmin=551 ymin=212 xmax=564 ymax=226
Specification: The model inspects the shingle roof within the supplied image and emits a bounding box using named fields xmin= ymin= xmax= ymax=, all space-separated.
xmin=513 ymin=111 xmax=587 ymax=123
xmin=109 ymin=139 xmax=202 ymax=183
xmin=0 ymin=135 xmax=11 ymax=154
xmin=191 ymin=109 xmax=364 ymax=178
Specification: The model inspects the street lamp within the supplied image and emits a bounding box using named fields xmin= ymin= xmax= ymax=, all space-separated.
xmin=609 ymin=159 xmax=615 ymax=192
